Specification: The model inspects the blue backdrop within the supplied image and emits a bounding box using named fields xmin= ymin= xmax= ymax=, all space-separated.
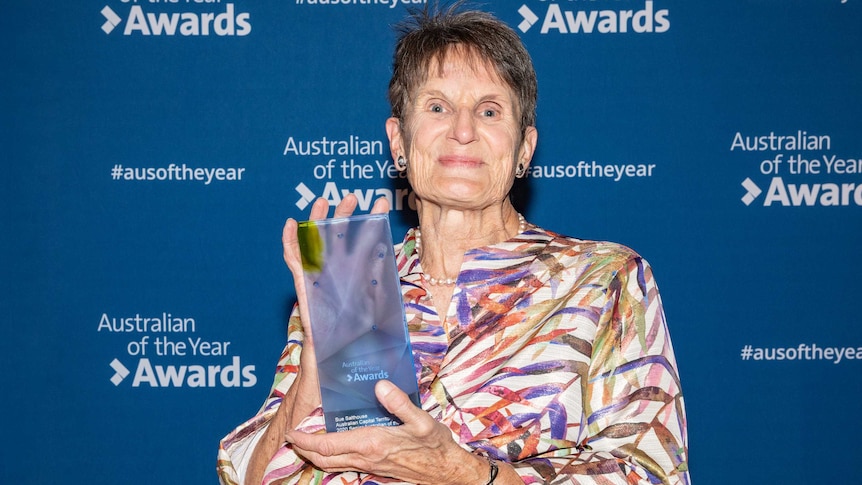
xmin=3 ymin=1 xmax=861 ymax=483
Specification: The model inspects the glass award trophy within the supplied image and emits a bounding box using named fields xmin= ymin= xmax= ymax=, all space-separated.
xmin=297 ymin=213 xmax=420 ymax=433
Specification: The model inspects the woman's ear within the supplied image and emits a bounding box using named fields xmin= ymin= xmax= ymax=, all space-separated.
xmin=385 ymin=117 xmax=405 ymax=170
xmin=518 ymin=126 xmax=538 ymax=171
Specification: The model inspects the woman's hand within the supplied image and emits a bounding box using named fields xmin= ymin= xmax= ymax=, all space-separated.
xmin=284 ymin=380 xmax=489 ymax=485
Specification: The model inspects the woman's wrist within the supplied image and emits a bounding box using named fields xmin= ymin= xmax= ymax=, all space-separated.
xmin=286 ymin=371 xmax=320 ymax=429
xmin=479 ymin=456 xmax=521 ymax=485
xmin=454 ymin=451 xmax=498 ymax=485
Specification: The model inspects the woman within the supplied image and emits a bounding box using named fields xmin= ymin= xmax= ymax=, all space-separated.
xmin=219 ymin=6 xmax=689 ymax=485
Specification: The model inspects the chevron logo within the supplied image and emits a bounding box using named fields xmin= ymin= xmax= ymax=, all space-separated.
xmin=101 ymin=6 xmax=122 ymax=34
xmin=741 ymin=178 xmax=762 ymax=206
xmin=109 ymin=358 xmax=130 ymax=385
xmin=517 ymin=5 xmax=539 ymax=33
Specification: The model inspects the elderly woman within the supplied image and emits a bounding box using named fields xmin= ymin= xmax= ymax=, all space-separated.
xmin=218 ymin=6 xmax=689 ymax=485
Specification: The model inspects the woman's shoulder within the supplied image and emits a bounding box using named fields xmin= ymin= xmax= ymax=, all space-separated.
xmin=531 ymin=225 xmax=647 ymax=268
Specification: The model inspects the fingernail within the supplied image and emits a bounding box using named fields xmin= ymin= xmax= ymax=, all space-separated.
xmin=375 ymin=379 xmax=395 ymax=396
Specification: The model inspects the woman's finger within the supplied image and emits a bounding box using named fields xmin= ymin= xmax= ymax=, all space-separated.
xmin=370 ymin=196 xmax=391 ymax=214
xmin=309 ymin=197 xmax=330 ymax=220
xmin=332 ymin=193 xmax=359 ymax=218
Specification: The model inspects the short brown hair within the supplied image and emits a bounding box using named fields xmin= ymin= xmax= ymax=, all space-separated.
xmin=388 ymin=4 xmax=538 ymax=135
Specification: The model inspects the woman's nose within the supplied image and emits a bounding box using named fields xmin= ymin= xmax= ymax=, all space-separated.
xmin=450 ymin=108 xmax=478 ymax=144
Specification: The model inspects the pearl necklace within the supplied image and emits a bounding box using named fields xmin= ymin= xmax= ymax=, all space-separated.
xmin=414 ymin=213 xmax=527 ymax=286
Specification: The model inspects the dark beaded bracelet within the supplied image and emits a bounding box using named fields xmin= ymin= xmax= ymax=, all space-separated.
xmin=484 ymin=455 xmax=499 ymax=485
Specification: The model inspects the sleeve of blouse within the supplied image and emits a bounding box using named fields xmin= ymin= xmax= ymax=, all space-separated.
xmin=511 ymin=255 xmax=689 ymax=485
xmin=217 ymin=306 xmax=311 ymax=485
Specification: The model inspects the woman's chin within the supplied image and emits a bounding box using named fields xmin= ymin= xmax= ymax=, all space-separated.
xmin=421 ymin=188 xmax=497 ymax=208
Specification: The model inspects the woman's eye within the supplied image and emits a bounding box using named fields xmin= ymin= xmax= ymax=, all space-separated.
xmin=430 ymin=104 xmax=444 ymax=113
xmin=480 ymin=105 xmax=502 ymax=118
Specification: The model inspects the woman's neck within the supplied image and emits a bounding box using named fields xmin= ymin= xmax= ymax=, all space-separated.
xmin=414 ymin=202 xmax=524 ymax=282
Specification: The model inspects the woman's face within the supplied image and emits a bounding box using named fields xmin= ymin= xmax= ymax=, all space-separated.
xmin=387 ymin=51 xmax=536 ymax=212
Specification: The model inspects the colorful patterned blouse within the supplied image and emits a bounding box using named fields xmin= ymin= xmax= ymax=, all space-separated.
xmin=218 ymin=225 xmax=689 ymax=485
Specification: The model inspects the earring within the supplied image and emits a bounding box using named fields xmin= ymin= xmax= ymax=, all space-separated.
xmin=397 ymin=156 xmax=407 ymax=170
xmin=516 ymin=163 xmax=525 ymax=178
